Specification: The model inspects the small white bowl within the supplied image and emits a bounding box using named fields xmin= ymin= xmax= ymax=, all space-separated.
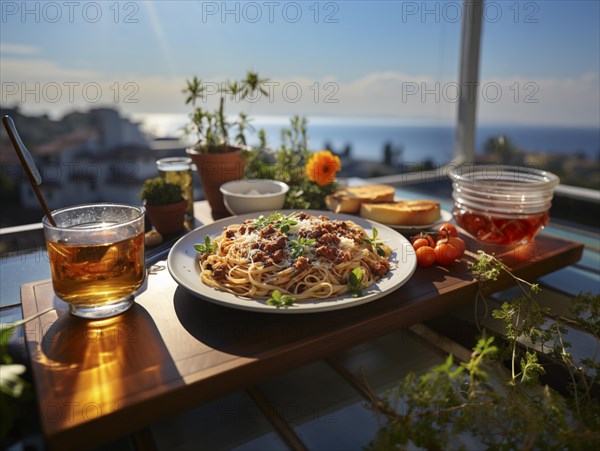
xmin=220 ymin=179 xmax=289 ymax=215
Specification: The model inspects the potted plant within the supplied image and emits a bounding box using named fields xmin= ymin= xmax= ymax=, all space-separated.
xmin=183 ymin=71 xmax=269 ymax=216
xmin=140 ymin=177 xmax=187 ymax=235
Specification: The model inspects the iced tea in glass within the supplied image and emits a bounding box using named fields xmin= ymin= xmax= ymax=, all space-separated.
xmin=43 ymin=203 xmax=145 ymax=319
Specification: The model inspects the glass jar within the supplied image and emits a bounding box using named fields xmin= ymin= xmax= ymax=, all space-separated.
xmin=156 ymin=157 xmax=194 ymax=224
xmin=448 ymin=164 xmax=559 ymax=246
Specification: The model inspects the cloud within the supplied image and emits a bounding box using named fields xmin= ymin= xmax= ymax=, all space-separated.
xmin=1 ymin=62 xmax=598 ymax=127
xmin=0 ymin=58 xmax=98 ymax=81
xmin=477 ymin=73 xmax=600 ymax=127
xmin=0 ymin=43 xmax=39 ymax=56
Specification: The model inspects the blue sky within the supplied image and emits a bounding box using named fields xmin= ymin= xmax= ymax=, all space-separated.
xmin=1 ymin=1 xmax=599 ymax=127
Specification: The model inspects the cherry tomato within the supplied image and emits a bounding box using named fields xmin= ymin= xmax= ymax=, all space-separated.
xmin=412 ymin=233 xmax=435 ymax=248
xmin=434 ymin=242 xmax=459 ymax=265
xmin=412 ymin=238 xmax=431 ymax=251
xmin=416 ymin=246 xmax=436 ymax=267
xmin=446 ymin=236 xmax=466 ymax=258
xmin=438 ymin=223 xmax=458 ymax=238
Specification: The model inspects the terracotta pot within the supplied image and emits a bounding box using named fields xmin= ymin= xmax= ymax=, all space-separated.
xmin=144 ymin=199 xmax=187 ymax=235
xmin=186 ymin=148 xmax=245 ymax=215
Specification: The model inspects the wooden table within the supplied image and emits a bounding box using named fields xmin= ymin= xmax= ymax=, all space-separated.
xmin=20 ymin=201 xmax=584 ymax=450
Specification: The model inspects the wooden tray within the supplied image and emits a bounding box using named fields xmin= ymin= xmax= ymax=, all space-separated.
xmin=21 ymin=234 xmax=583 ymax=450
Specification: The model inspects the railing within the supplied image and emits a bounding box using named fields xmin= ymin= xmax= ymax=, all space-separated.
xmin=365 ymin=164 xmax=600 ymax=205
xmin=1 ymin=175 xmax=598 ymax=242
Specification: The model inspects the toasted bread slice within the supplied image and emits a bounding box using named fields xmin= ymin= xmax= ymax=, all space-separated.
xmin=360 ymin=200 xmax=441 ymax=225
xmin=325 ymin=185 xmax=395 ymax=214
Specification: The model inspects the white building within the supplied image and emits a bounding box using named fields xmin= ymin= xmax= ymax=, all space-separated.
xmin=19 ymin=109 xmax=155 ymax=210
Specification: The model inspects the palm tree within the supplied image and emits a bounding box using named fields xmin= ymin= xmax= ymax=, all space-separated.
xmin=183 ymin=76 xmax=205 ymax=106
xmin=183 ymin=71 xmax=270 ymax=151
xmin=241 ymin=72 xmax=269 ymax=100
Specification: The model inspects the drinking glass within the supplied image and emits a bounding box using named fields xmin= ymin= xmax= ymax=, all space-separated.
xmin=157 ymin=157 xmax=194 ymax=224
xmin=42 ymin=203 xmax=145 ymax=319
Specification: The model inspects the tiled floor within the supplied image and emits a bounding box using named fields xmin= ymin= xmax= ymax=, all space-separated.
xmin=146 ymin=330 xmax=448 ymax=451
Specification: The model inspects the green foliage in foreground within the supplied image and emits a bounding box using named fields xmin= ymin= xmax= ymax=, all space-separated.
xmin=367 ymin=252 xmax=600 ymax=450
xmin=1 ymin=308 xmax=53 ymax=445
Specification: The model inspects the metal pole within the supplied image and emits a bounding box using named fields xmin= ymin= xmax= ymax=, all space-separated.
xmin=455 ymin=0 xmax=484 ymax=163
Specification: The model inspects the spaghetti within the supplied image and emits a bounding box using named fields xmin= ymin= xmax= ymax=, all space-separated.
xmin=197 ymin=212 xmax=391 ymax=301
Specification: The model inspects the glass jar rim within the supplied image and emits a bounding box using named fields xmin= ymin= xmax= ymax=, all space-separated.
xmin=452 ymin=185 xmax=555 ymax=202
xmin=448 ymin=164 xmax=559 ymax=189
xmin=156 ymin=156 xmax=192 ymax=166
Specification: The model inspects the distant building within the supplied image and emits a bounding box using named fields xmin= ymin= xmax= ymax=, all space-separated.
xmin=2 ymin=107 xmax=158 ymax=211
xmin=90 ymin=108 xmax=147 ymax=150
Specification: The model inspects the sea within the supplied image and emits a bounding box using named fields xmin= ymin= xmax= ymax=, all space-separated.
xmin=134 ymin=114 xmax=600 ymax=165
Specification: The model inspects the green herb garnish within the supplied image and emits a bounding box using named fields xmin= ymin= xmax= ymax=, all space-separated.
xmin=290 ymin=237 xmax=316 ymax=258
xmin=362 ymin=227 xmax=386 ymax=257
xmin=194 ymin=236 xmax=218 ymax=255
xmin=348 ymin=267 xmax=365 ymax=297
xmin=266 ymin=290 xmax=296 ymax=308
xmin=252 ymin=214 xmax=271 ymax=229
xmin=252 ymin=212 xmax=298 ymax=235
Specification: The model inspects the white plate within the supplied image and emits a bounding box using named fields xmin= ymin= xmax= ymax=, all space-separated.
xmin=167 ymin=210 xmax=417 ymax=314
xmin=379 ymin=209 xmax=453 ymax=232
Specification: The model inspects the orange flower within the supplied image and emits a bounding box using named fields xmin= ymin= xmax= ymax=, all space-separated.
xmin=305 ymin=151 xmax=341 ymax=187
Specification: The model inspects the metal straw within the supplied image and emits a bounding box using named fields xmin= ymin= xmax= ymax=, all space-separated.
xmin=2 ymin=115 xmax=57 ymax=226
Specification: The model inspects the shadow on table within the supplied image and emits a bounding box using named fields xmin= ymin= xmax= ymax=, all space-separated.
xmin=172 ymin=286 xmax=339 ymax=357
xmin=37 ymin=303 xmax=181 ymax=402
xmin=171 ymin=257 xmax=459 ymax=357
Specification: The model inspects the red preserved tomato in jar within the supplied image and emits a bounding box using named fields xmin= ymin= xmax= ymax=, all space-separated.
xmin=455 ymin=211 xmax=549 ymax=245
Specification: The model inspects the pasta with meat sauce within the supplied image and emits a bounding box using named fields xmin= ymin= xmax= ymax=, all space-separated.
xmin=197 ymin=212 xmax=392 ymax=301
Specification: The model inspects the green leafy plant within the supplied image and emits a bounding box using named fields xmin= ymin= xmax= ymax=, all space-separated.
xmin=471 ymin=250 xmax=547 ymax=384
xmin=183 ymin=71 xmax=269 ymax=153
xmin=366 ymin=251 xmax=600 ymax=449
xmin=245 ymin=115 xmax=339 ymax=210
xmin=266 ymin=290 xmax=296 ymax=308
xmin=1 ymin=308 xmax=52 ymax=445
xmin=140 ymin=177 xmax=183 ymax=206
